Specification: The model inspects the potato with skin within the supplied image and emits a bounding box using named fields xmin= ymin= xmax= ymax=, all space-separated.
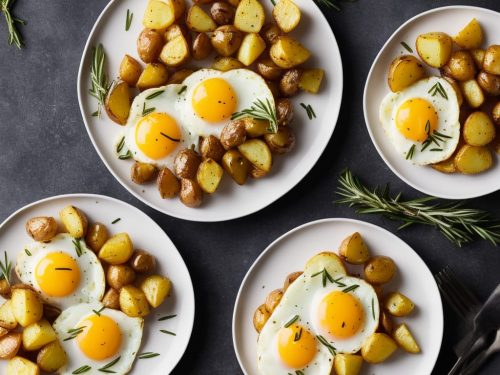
xmin=416 ymin=32 xmax=453 ymax=68
xmin=276 ymin=98 xmax=294 ymax=127
xmin=174 ymin=149 xmax=202 ymax=179
xmin=454 ymin=145 xmax=493 ymax=174
xmin=140 ymin=274 xmax=171 ymax=308
xmin=164 ymin=23 xmax=191 ymax=43
xmin=443 ymin=76 xmax=463 ymax=107
xmin=234 ymin=0 xmax=265 ymax=33
xmin=211 ymin=56 xmax=245 ymax=71
xmin=265 ymin=289 xmax=283 ymax=313
xmin=361 ymin=333 xmax=398 ymax=364
xmin=186 ymin=5 xmax=217 ymax=32
xmin=384 ymin=292 xmax=415 ymax=317
xmin=477 ymin=71 xmax=500 ymax=96
xmin=22 ymin=320 xmax=56 ymax=351
xmin=334 ymin=353 xmax=363 ymax=375
xmin=238 ymin=33 xmax=266 ymax=66
xmin=483 ymin=45 xmax=500 ymax=75
xmin=0 ymin=300 xmax=17 ymax=330
xmin=283 ymin=271 xmax=302 ymax=291
xmin=169 ymin=0 xmax=186 ymax=20
xmin=119 ymin=55 xmax=142 ymax=86
xmin=197 ymin=158 xmax=224 ymax=193
xmin=131 ymin=162 xmax=158 ymax=184
xmin=257 ymin=57 xmax=283 ymax=81
xmin=253 ymin=304 xmax=270 ymax=333
xmin=249 ymin=166 xmax=268 ymax=179
xmin=107 ymin=265 xmax=136 ymax=290
xmin=99 ymin=233 xmax=134 ymax=265
xmin=338 ymin=232 xmax=370 ymax=265
xmin=238 ymin=139 xmax=272 ymax=172
xmin=380 ymin=311 xmax=393 ymax=334
xmin=211 ymin=25 xmax=243 ymax=56
xmin=446 ymin=50 xmax=476 ymax=81
xmin=157 ymin=167 xmax=181 ymax=198
xmin=200 ymin=135 xmax=225 ymax=162
xmin=11 ymin=288 xmax=43 ymax=327
xmin=137 ymin=29 xmax=164 ymax=63
xmin=364 ymin=256 xmax=397 ymax=285
xmin=36 ymin=340 xmax=67 ymax=373
xmin=0 ymin=279 xmax=10 ymax=299
xmin=267 ymin=80 xmax=279 ymax=99
xmin=129 ymin=249 xmax=156 ymax=273
xmin=387 ymin=55 xmax=426 ymax=93
xmin=119 ymin=285 xmax=150 ymax=317
xmin=192 ymin=33 xmax=213 ymax=60
xmin=304 ymin=252 xmax=347 ymax=278
xmin=167 ymin=68 xmax=194 ymax=84
xmin=85 ymin=222 xmax=109 ymax=253
xmin=102 ymin=288 xmax=120 ymax=310
xmin=493 ymin=101 xmax=500 ymax=125
xmin=222 ymin=149 xmax=251 ymax=185
xmin=180 ymin=179 xmax=204 ymax=208
xmin=453 ymin=18 xmax=483 ymax=49
xmin=432 ymin=157 xmax=457 ymax=174
xmin=137 ymin=63 xmax=169 ymax=91
xmin=261 ymin=23 xmax=281 ymax=45
xmin=244 ymin=118 xmax=271 ymax=137
xmin=270 ymin=36 xmax=310 ymax=69
xmin=264 ymin=126 xmax=295 ymax=154
xmin=0 ymin=333 xmax=21 ymax=359
xmin=221 ymin=120 xmax=247 ymax=149
xmin=105 ymin=80 xmax=131 ymax=125
xmin=463 ymin=111 xmax=496 ymax=146
xmin=460 ymin=79 xmax=485 ymax=108
xmin=25 ymin=217 xmax=58 ymax=242
xmin=273 ymin=0 xmax=301 ymax=33
xmin=211 ymin=2 xmax=235 ymax=25
xmin=393 ymin=324 xmax=420 ymax=353
xmin=471 ymin=48 xmax=486 ymax=69
xmin=142 ymin=0 xmax=175 ymax=30
xmin=59 ymin=205 xmax=88 ymax=238
xmin=279 ymin=69 xmax=301 ymax=97
xmin=7 ymin=356 xmax=40 ymax=375
xmin=160 ymin=34 xmax=190 ymax=67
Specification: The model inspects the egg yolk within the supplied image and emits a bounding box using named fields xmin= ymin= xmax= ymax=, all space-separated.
xmin=35 ymin=252 xmax=80 ymax=297
xmin=192 ymin=78 xmax=237 ymax=123
xmin=318 ymin=291 xmax=364 ymax=339
xmin=396 ymin=98 xmax=438 ymax=142
xmin=135 ymin=112 xmax=181 ymax=160
xmin=277 ymin=324 xmax=317 ymax=369
xmin=76 ymin=315 xmax=122 ymax=360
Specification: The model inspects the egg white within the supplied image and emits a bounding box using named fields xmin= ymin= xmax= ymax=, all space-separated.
xmin=53 ymin=301 xmax=143 ymax=375
xmin=380 ymin=77 xmax=460 ymax=165
xmin=15 ymin=233 xmax=105 ymax=310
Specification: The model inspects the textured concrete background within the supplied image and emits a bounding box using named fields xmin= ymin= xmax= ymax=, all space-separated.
xmin=0 ymin=0 xmax=499 ymax=374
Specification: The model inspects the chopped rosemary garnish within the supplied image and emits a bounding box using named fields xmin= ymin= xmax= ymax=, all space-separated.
xmin=296 ymin=371 xmax=305 ymax=375
xmin=65 ymin=326 xmax=86 ymax=341
xmin=118 ymin=150 xmax=133 ymax=160
xmin=406 ymin=144 xmax=415 ymax=160
xmin=311 ymin=268 xmax=335 ymax=287
xmin=93 ymin=306 xmax=105 ymax=316
xmin=116 ymin=137 xmax=125 ymax=153
xmin=73 ymin=365 xmax=92 ymax=374
xmin=430 ymin=148 xmax=443 ymax=152
xmin=316 ymin=335 xmax=337 ymax=355
xmin=335 ymin=169 xmax=500 ymax=247
xmin=98 ymin=356 xmax=120 ymax=373
xmin=111 ymin=218 xmax=121 ymax=224
xmin=428 ymin=82 xmax=448 ymax=99
xmin=125 ymin=9 xmax=133 ymax=31
xmin=178 ymin=85 xmax=187 ymax=95
xmin=92 ymin=111 xmax=99 ymax=117
xmin=421 ymin=122 xmax=451 ymax=152
xmin=294 ymin=327 xmax=303 ymax=341
xmin=55 ymin=267 xmax=72 ymax=271
xmin=146 ymin=90 xmax=164 ymax=100
xmin=0 ymin=251 xmax=12 ymax=286
xmin=332 ymin=277 xmax=346 ymax=287
xmin=89 ymin=44 xmax=110 ymax=118
xmin=142 ymin=102 xmax=156 ymax=116
xmin=72 ymin=239 xmax=83 ymax=257
xmin=1 ymin=0 xmax=25 ymax=48
xmin=401 ymin=41 xmax=413 ymax=53
xmin=371 ymin=298 xmax=375 ymax=320
xmin=158 ymin=314 xmax=177 ymax=321
xmin=24 ymin=248 xmax=31 ymax=256
xmin=300 ymin=103 xmax=316 ymax=120
xmin=284 ymin=315 xmax=299 ymax=328
xmin=342 ymin=284 xmax=359 ymax=293
xmin=160 ymin=329 xmax=176 ymax=336
xmin=160 ymin=132 xmax=181 ymax=142
xmin=138 ymin=352 xmax=160 ymax=359
xmin=270 ymin=0 xmax=276 ymax=5
xmin=231 ymin=98 xmax=278 ymax=133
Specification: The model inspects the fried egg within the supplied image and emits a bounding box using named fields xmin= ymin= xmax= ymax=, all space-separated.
xmin=380 ymin=77 xmax=460 ymax=165
xmin=257 ymin=259 xmax=379 ymax=375
xmin=15 ymin=233 xmax=105 ymax=310
xmin=54 ymin=302 xmax=143 ymax=375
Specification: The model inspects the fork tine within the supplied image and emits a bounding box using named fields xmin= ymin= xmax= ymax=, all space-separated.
xmin=436 ymin=272 xmax=468 ymax=319
xmin=443 ymin=267 xmax=481 ymax=308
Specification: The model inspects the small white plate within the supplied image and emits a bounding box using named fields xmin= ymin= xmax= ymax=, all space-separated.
xmin=364 ymin=6 xmax=500 ymax=199
xmin=233 ymin=218 xmax=443 ymax=375
xmin=77 ymin=0 xmax=343 ymax=222
xmin=0 ymin=194 xmax=194 ymax=375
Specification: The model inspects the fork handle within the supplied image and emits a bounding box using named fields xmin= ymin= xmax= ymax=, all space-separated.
xmin=448 ymin=332 xmax=483 ymax=375
xmin=461 ymin=346 xmax=496 ymax=375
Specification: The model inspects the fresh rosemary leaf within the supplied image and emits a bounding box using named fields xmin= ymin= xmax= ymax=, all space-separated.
xmin=231 ymin=98 xmax=278 ymax=133
xmin=406 ymin=144 xmax=415 ymax=160
xmin=343 ymin=284 xmax=359 ymax=293
xmin=401 ymin=41 xmax=413 ymax=53
xmin=72 ymin=239 xmax=83 ymax=257
xmin=24 ymin=248 xmax=31 ymax=256
xmin=300 ymin=103 xmax=316 ymax=120
xmin=1 ymin=0 xmax=25 ymax=48
xmin=99 ymin=356 xmax=120 ymax=373
xmin=294 ymin=327 xmax=303 ymax=341
xmin=371 ymin=298 xmax=375 ymax=320
xmin=118 ymin=150 xmax=133 ymax=160
xmin=178 ymin=85 xmax=187 ymax=95
xmin=73 ymin=365 xmax=92 ymax=374
xmin=116 ymin=137 xmax=125 ymax=153
xmin=138 ymin=352 xmax=160 ymax=359
xmin=93 ymin=306 xmax=105 ymax=316
xmin=316 ymin=335 xmax=337 ymax=355
xmin=142 ymin=102 xmax=156 ymax=116
xmin=158 ymin=314 xmax=177 ymax=321
xmin=270 ymin=0 xmax=276 ymax=5
xmin=0 ymin=251 xmax=11 ymax=285
xmin=146 ymin=90 xmax=164 ymax=100
xmin=160 ymin=329 xmax=176 ymax=336
xmin=55 ymin=267 xmax=72 ymax=271
xmin=89 ymin=44 xmax=110 ymax=118
xmin=125 ymin=9 xmax=133 ymax=31
xmin=92 ymin=111 xmax=99 ymax=117
xmin=160 ymin=132 xmax=181 ymax=142
xmin=111 ymin=218 xmax=121 ymax=224
xmin=284 ymin=315 xmax=299 ymax=328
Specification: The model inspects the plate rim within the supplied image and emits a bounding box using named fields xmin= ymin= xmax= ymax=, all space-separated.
xmin=77 ymin=0 xmax=344 ymax=222
xmin=363 ymin=5 xmax=500 ymax=200
xmin=0 ymin=192 xmax=195 ymax=374
xmin=232 ymin=217 xmax=444 ymax=375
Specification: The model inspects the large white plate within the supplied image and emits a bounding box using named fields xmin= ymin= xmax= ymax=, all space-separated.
xmin=77 ymin=0 xmax=343 ymax=222
xmin=364 ymin=6 xmax=500 ymax=199
xmin=0 ymin=194 xmax=194 ymax=375
xmin=233 ymin=218 xmax=443 ymax=375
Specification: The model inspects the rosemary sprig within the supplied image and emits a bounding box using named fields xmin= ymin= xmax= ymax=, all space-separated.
xmin=73 ymin=365 xmax=92 ymax=374
xmin=311 ymin=267 xmax=333 ymax=287
xmin=125 ymin=9 xmax=133 ymax=31
xmin=284 ymin=315 xmax=299 ymax=328
xmin=1 ymin=0 xmax=25 ymax=49
xmin=428 ymin=82 xmax=448 ymax=99
xmin=316 ymin=335 xmax=337 ymax=355
xmin=342 ymin=284 xmax=359 ymax=293
xmin=72 ymin=239 xmax=84 ymax=257
xmin=335 ymin=169 xmax=500 ymax=247
xmin=0 ymin=251 xmax=12 ymax=285
xmin=138 ymin=352 xmax=160 ymax=359
xmin=300 ymin=103 xmax=316 ymax=120
xmin=65 ymin=326 xmax=86 ymax=341
xmin=98 ymin=356 xmax=120 ymax=373
xmin=89 ymin=44 xmax=110 ymax=118
xmin=401 ymin=41 xmax=413 ymax=53
xmin=158 ymin=314 xmax=177 ymax=321
xmin=421 ymin=122 xmax=451 ymax=152
xmin=231 ymin=98 xmax=278 ymax=133
xmin=406 ymin=144 xmax=415 ymax=160
xmin=146 ymin=90 xmax=164 ymax=100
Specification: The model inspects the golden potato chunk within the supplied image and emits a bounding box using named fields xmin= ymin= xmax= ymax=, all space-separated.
xmin=167 ymin=69 xmax=194 ymax=84
xmin=11 ymin=288 xmax=43 ymax=327
xmin=387 ymin=55 xmax=426 ymax=93
xmin=211 ymin=56 xmax=245 ymax=71
xmin=137 ymin=63 xmax=169 ymax=91
xmin=119 ymin=285 xmax=150 ymax=317
xmin=270 ymin=36 xmax=310 ymax=68
xmin=477 ymin=71 xmax=500 ymax=96
xmin=169 ymin=0 xmax=186 ymax=19
xmin=483 ymin=45 xmax=500 ymax=75
xmin=85 ymin=222 xmax=109 ymax=253
xmin=36 ymin=340 xmax=67 ymax=373
xmin=471 ymin=48 xmax=486 ymax=69
xmin=22 ymin=320 xmax=56 ymax=351
xmin=211 ymin=25 xmax=243 ymax=57
xmin=364 ymin=256 xmax=397 ymax=285
xmin=453 ymin=18 xmax=483 ymax=49
xmin=283 ymin=271 xmax=302 ymax=291
xmin=454 ymin=144 xmax=493 ymax=174
xmin=222 ymin=149 xmax=251 ymax=185
xmin=106 ymin=265 xmax=136 ymax=290
xmin=253 ymin=303 xmax=270 ymax=333
xmin=273 ymin=0 xmax=301 ymax=33
xmin=25 ymin=217 xmax=58 ymax=242
xmin=102 ymin=288 xmax=120 ymax=310
xmin=238 ymin=33 xmax=266 ymax=66
xmin=338 ymin=232 xmax=370 ymax=265
xmin=299 ymin=68 xmax=325 ymax=94
xmin=159 ymin=34 xmax=190 ymax=67
xmin=192 ymin=32 xmax=213 ymax=60
xmin=196 ymin=158 xmax=224 ymax=194
xmin=157 ymin=167 xmax=181 ymax=198
xmin=264 ymin=126 xmax=295 ymax=154
xmin=129 ymin=249 xmax=156 ymax=273
xmin=131 ymin=162 xmax=158 ymax=184
xmin=7 ymin=356 xmax=39 ymax=375
xmin=200 ymin=135 xmax=225 ymax=162
xmin=238 ymin=139 xmax=272 ymax=172
xmin=361 ymin=333 xmax=398 ymax=364
xmin=105 ymin=80 xmax=131 ymax=125
xmin=445 ymin=50 xmax=476 ymax=81
xmin=380 ymin=311 xmax=394 ymax=334
xmin=0 ymin=279 xmax=10 ymax=299
xmin=384 ymin=292 xmax=415 ymax=317
xmin=186 ymin=5 xmax=217 ymax=32
xmin=137 ymin=29 xmax=164 ymax=63
xmin=59 ymin=205 xmax=88 ymax=238
xmin=460 ymin=79 xmax=485 ymax=108
xmin=143 ymin=0 xmax=175 ymax=30
xmin=265 ymin=289 xmax=283 ymax=313
xmin=179 ymin=179 xmax=204 ymax=208
xmin=432 ymin=157 xmax=457 ymax=174
xmin=234 ymin=0 xmax=265 ymax=32
xmin=0 ymin=333 xmax=21 ymax=359
xmin=393 ymin=323 xmax=421 ymax=353
xmin=334 ymin=353 xmax=363 ymax=375
xmin=98 ymin=233 xmax=134 ymax=265
xmin=140 ymin=274 xmax=171 ymax=308
xmin=463 ymin=111 xmax=496 ymax=146
xmin=303 ymin=252 xmax=347 ymax=278
xmin=416 ymin=32 xmax=453 ymax=68
xmin=0 ymin=300 xmax=17 ymax=330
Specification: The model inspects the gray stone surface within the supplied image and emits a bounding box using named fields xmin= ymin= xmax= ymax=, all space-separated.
xmin=0 ymin=0 xmax=499 ymax=374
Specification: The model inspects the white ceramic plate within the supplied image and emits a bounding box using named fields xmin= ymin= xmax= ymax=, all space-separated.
xmin=233 ymin=218 xmax=443 ymax=375
xmin=77 ymin=0 xmax=343 ymax=222
xmin=364 ymin=6 xmax=500 ymax=199
xmin=0 ymin=194 xmax=194 ymax=374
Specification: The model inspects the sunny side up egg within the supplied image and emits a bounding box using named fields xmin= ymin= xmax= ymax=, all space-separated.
xmin=122 ymin=69 xmax=274 ymax=170
xmin=54 ymin=302 xmax=143 ymax=375
xmin=380 ymin=77 xmax=461 ymax=165
xmin=15 ymin=233 xmax=105 ymax=310
xmin=257 ymin=269 xmax=379 ymax=374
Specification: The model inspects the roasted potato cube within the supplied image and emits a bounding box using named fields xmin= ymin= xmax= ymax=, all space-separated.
xmin=270 ymin=36 xmax=310 ymax=68
xmin=11 ymin=288 xmax=43 ymax=327
xmin=380 ymin=311 xmax=394 ymax=334
xmin=102 ymin=288 xmax=121 ymax=310
xmin=167 ymin=68 xmax=194 ymax=84
xmin=22 ymin=320 xmax=56 ymax=351
xmin=0 ymin=333 xmax=21 ymax=359
xmin=222 ymin=149 xmax=251 ymax=185
xmin=264 ymin=126 xmax=295 ymax=154
xmin=0 ymin=300 xmax=17 ymax=330
xmin=276 ymin=98 xmax=294 ymax=127
xmin=253 ymin=303 xmax=270 ymax=333
xmin=384 ymin=292 xmax=415 ymax=317
xmin=453 ymin=18 xmax=483 ymax=49
xmin=261 ymin=23 xmax=281 ymax=45
xmin=36 ymin=340 xmax=67 ymax=373
xmin=105 ymin=80 xmax=131 ymax=125
xmin=387 ymin=55 xmax=426 ymax=93
xmin=211 ymin=2 xmax=236 ymax=25
xmin=164 ymin=23 xmax=191 ymax=43
xmin=180 ymin=179 xmax=204 ymax=207
xmin=471 ymin=48 xmax=486 ymax=69
xmin=445 ymin=50 xmax=476 ymax=81
xmin=107 ymin=265 xmax=136 ymax=290
xmin=238 ymin=139 xmax=272 ymax=172
xmin=273 ymin=0 xmax=301 ymax=33
xmin=137 ymin=63 xmax=169 ymax=91
xmin=303 ymin=252 xmax=347 ymax=278
xmin=364 ymin=256 xmax=397 ymax=285
xmin=99 ymin=233 xmax=134 ymax=265
xmin=142 ymin=0 xmax=175 ymax=30
xmin=211 ymin=56 xmax=245 ymax=71
xmin=493 ymin=101 xmax=500 ymax=126
xmin=137 ymin=29 xmax=164 ymax=63
xmin=298 ymin=68 xmax=325 ymax=94
xmin=393 ymin=323 xmax=420 ymax=353
xmin=0 ymin=279 xmax=10 ymax=299
xmin=283 ymin=271 xmax=302 ymax=291
xmin=338 ymin=232 xmax=370 ymax=265
xmin=25 ymin=217 xmax=58 ymax=242
xmin=186 ymin=5 xmax=217 ymax=32
xmin=234 ymin=0 xmax=265 ymax=32
xmin=140 ymin=274 xmax=171 ymax=308
xmin=238 ymin=33 xmax=266 ymax=66
xmin=416 ymin=32 xmax=453 ymax=68
xmin=7 ymin=356 xmax=39 ymax=375
xmin=221 ymin=120 xmax=247 ymax=149
xmin=131 ymin=162 xmax=158 ymax=184
xmin=59 ymin=205 xmax=88 ymax=238
xmin=119 ymin=285 xmax=150 ymax=317
xmin=334 ymin=353 xmax=363 ymax=375
xmin=265 ymin=289 xmax=283 ymax=313
xmin=129 ymin=249 xmax=156 ymax=273
xmin=279 ymin=69 xmax=301 ymax=97
xmin=460 ymin=79 xmax=485 ymax=108
xmin=244 ymin=117 xmax=271 ymax=137
xmin=477 ymin=71 xmax=500 ymax=96
xmin=85 ymin=222 xmax=109 ymax=253
xmin=200 ymin=135 xmax=225 ymax=162
xmin=454 ymin=144 xmax=493 ymax=174
xmin=249 ymin=165 xmax=268 ymax=179
xmin=361 ymin=333 xmax=398 ymax=364
xmin=463 ymin=111 xmax=496 ymax=146
xmin=196 ymin=159 xmax=224 ymax=194
xmin=192 ymin=33 xmax=213 ymax=60
xmin=160 ymin=34 xmax=190 ymax=67
xmin=174 ymin=149 xmax=202 ymax=179
xmin=483 ymin=45 xmax=500 ymax=75
xmin=432 ymin=157 xmax=457 ymax=174
xmin=211 ymin=25 xmax=243 ymax=57
xmin=257 ymin=57 xmax=282 ymax=81
xmin=157 ymin=167 xmax=181 ymax=198
xmin=169 ymin=0 xmax=186 ymax=19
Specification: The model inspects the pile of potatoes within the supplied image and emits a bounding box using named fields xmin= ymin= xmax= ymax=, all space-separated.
xmin=0 ymin=205 xmax=172 ymax=374
xmin=387 ymin=18 xmax=499 ymax=175
xmin=104 ymin=0 xmax=325 ymax=208
xmin=253 ymin=232 xmax=420 ymax=375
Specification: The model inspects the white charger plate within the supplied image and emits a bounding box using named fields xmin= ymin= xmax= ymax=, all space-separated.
xmin=233 ymin=218 xmax=443 ymax=375
xmin=0 ymin=194 xmax=194 ymax=374
xmin=364 ymin=6 xmax=500 ymax=199
xmin=77 ymin=0 xmax=343 ymax=222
